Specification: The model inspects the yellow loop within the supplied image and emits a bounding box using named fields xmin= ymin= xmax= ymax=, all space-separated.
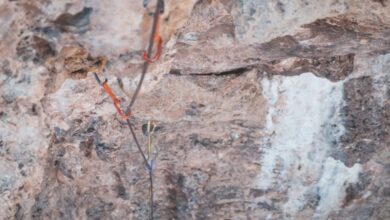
xmin=147 ymin=120 xmax=156 ymax=160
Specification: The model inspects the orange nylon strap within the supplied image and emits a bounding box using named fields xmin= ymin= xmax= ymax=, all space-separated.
xmin=143 ymin=13 xmax=163 ymax=63
xmin=102 ymin=81 xmax=132 ymax=120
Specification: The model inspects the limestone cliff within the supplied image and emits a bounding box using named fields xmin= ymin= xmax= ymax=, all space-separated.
xmin=0 ymin=0 xmax=389 ymax=219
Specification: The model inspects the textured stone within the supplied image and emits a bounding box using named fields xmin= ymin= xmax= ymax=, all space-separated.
xmin=0 ymin=0 xmax=389 ymax=219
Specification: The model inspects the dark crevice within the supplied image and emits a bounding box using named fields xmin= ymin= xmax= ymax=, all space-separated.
xmin=170 ymin=67 xmax=251 ymax=76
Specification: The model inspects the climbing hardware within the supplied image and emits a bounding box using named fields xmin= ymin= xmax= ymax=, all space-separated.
xmin=143 ymin=5 xmax=163 ymax=63
xmin=143 ymin=120 xmax=157 ymax=220
xmin=91 ymin=1 xmax=165 ymax=219
xmin=126 ymin=0 xmax=165 ymax=111
xmin=93 ymin=73 xmax=132 ymax=120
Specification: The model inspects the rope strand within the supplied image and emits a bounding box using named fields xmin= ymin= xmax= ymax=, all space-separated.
xmin=126 ymin=0 xmax=164 ymax=112
xmin=93 ymin=73 xmax=132 ymax=120
xmin=91 ymin=1 xmax=164 ymax=219
xmin=126 ymin=119 xmax=152 ymax=171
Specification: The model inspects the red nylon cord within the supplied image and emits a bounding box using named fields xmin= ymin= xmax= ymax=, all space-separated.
xmin=102 ymin=82 xmax=132 ymax=120
xmin=91 ymin=1 xmax=164 ymax=219
xmin=143 ymin=14 xmax=163 ymax=63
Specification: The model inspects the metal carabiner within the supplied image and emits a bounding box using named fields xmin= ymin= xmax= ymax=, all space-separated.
xmin=93 ymin=73 xmax=132 ymax=120
xmin=143 ymin=0 xmax=164 ymax=15
xmin=142 ymin=120 xmax=156 ymax=160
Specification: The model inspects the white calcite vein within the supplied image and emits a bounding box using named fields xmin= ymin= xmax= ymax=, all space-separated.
xmin=259 ymin=73 xmax=361 ymax=218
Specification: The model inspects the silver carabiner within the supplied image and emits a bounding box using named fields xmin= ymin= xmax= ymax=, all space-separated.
xmin=143 ymin=0 xmax=164 ymax=15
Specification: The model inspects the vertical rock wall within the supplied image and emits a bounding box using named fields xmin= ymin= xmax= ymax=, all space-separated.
xmin=0 ymin=0 xmax=389 ymax=219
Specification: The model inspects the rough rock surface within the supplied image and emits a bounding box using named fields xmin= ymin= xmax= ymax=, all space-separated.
xmin=0 ymin=0 xmax=389 ymax=219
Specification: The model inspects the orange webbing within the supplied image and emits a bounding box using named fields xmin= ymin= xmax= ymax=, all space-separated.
xmin=102 ymin=82 xmax=132 ymax=120
xmin=143 ymin=14 xmax=163 ymax=63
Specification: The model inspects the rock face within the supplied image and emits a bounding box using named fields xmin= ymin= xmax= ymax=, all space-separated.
xmin=0 ymin=0 xmax=389 ymax=219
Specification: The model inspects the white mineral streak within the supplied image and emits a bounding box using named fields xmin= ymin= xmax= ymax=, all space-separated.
xmin=315 ymin=157 xmax=360 ymax=218
xmin=259 ymin=73 xmax=361 ymax=218
xmin=370 ymin=54 xmax=390 ymax=107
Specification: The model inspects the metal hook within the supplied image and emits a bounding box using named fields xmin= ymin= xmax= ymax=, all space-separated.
xmin=143 ymin=0 xmax=164 ymax=16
